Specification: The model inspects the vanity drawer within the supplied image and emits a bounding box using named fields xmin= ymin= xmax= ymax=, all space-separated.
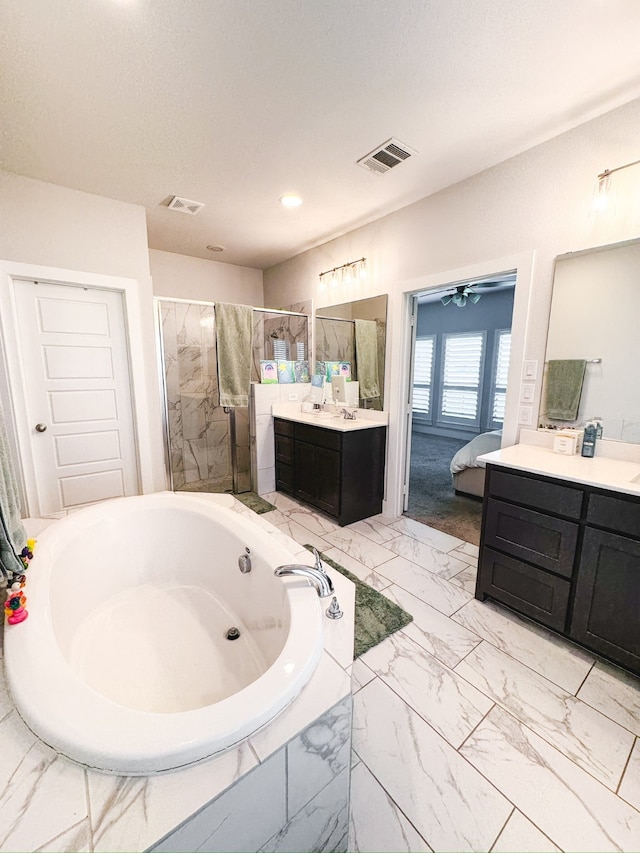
xmin=478 ymin=547 xmax=570 ymax=632
xmin=274 ymin=418 xmax=294 ymax=438
xmin=587 ymin=492 xmax=640 ymax=540
xmin=488 ymin=468 xmax=583 ymax=519
xmin=295 ymin=422 xmax=341 ymax=451
xmin=484 ymin=498 xmax=578 ymax=578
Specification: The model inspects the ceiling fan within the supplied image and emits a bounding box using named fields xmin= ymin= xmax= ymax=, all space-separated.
xmin=440 ymin=278 xmax=507 ymax=307
xmin=440 ymin=284 xmax=482 ymax=307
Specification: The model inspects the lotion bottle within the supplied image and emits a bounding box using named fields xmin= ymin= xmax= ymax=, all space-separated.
xmin=581 ymin=422 xmax=597 ymax=458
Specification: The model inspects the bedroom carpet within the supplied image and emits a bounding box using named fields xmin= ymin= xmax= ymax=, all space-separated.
xmin=406 ymin=431 xmax=483 ymax=546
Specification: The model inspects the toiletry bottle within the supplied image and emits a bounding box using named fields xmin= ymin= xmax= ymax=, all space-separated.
xmin=581 ymin=422 xmax=597 ymax=458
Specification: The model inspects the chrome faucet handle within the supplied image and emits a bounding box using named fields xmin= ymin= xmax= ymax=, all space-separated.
xmin=312 ymin=547 xmax=326 ymax=574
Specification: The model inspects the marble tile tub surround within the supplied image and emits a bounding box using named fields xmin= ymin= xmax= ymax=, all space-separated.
xmin=238 ymin=491 xmax=640 ymax=852
xmin=0 ymin=495 xmax=354 ymax=853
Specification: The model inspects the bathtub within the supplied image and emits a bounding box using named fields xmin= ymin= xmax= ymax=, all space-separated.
xmin=3 ymin=492 xmax=323 ymax=774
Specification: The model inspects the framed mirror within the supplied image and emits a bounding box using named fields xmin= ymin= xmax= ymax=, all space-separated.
xmin=543 ymin=237 xmax=640 ymax=442
xmin=315 ymin=294 xmax=387 ymax=409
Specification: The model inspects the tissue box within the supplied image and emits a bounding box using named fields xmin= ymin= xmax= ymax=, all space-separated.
xmin=553 ymin=429 xmax=582 ymax=455
xmin=294 ymin=360 xmax=310 ymax=383
xmin=260 ymin=360 xmax=278 ymax=384
xmin=276 ymin=360 xmax=296 ymax=383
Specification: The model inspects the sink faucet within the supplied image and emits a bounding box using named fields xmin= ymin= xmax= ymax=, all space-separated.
xmin=340 ymin=408 xmax=357 ymax=420
xmin=274 ymin=548 xmax=334 ymax=598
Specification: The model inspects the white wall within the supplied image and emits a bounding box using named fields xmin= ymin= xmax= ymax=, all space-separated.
xmin=150 ymin=249 xmax=263 ymax=305
xmin=0 ymin=170 xmax=167 ymax=494
xmin=263 ymin=98 xmax=640 ymax=515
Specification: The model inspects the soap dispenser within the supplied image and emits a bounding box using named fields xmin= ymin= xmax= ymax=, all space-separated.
xmin=581 ymin=422 xmax=597 ymax=458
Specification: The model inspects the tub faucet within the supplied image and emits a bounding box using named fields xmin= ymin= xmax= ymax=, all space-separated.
xmin=274 ymin=548 xmax=334 ymax=598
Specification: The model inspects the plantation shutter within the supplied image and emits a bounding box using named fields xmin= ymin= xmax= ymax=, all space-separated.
xmin=412 ymin=336 xmax=435 ymax=418
xmin=440 ymin=332 xmax=484 ymax=427
xmin=491 ymin=330 xmax=511 ymax=426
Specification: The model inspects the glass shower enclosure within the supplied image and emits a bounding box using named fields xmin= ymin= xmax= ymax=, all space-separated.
xmin=157 ymin=299 xmax=308 ymax=495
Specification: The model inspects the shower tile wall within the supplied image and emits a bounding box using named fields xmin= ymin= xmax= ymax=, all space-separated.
xmin=315 ymin=318 xmax=355 ymax=375
xmin=252 ymin=312 xmax=309 ymax=381
xmin=160 ymin=301 xmax=231 ymax=491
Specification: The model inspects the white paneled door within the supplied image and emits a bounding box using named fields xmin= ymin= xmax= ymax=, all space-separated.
xmin=14 ymin=281 xmax=139 ymax=515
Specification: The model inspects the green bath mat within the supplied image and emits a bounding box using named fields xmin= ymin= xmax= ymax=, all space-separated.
xmin=232 ymin=492 xmax=276 ymax=514
xmin=304 ymin=545 xmax=413 ymax=659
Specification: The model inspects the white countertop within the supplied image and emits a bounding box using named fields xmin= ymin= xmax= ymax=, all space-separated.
xmin=479 ymin=444 xmax=640 ymax=497
xmin=272 ymin=402 xmax=388 ymax=432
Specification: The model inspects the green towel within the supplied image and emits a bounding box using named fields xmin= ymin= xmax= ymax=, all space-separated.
xmin=215 ymin=303 xmax=253 ymax=408
xmin=0 ymin=408 xmax=27 ymax=583
xmin=354 ymin=319 xmax=380 ymax=400
xmin=545 ymin=359 xmax=587 ymax=420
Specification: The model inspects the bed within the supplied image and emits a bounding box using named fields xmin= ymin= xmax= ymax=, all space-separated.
xmin=450 ymin=430 xmax=502 ymax=499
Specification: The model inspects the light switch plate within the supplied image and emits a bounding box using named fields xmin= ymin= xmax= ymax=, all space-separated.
xmin=523 ymin=360 xmax=538 ymax=380
xmin=288 ymin=393 xmax=298 ymax=401
xmin=519 ymin=405 xmax=533 ymax=425
xmin=521 ymin=383 xmax=535 ymax=402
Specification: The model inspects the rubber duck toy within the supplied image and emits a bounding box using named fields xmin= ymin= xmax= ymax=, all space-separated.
xmin=4 ymin=582 xmax=28 ymax=624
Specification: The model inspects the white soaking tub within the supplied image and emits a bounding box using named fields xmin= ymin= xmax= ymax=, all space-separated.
xmin=3 ymin=492 xmax=323 ymax=774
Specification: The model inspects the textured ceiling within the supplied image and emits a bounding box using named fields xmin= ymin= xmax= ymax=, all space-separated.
xmin=2 ymin=0 xmax=640 ymax=269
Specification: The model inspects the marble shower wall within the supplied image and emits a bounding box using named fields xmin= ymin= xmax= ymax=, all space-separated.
xmin=315 ymin=318 xmax=356 ymax=376
xmin=252 ymin=312 xmax=309 ymax=381
xmin=159 ymin=301 xmax=232 ymax=490
xmin=314 ymin=317 xmax=386 ymax=409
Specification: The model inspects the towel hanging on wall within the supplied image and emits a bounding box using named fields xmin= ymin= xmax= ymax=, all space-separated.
xmin=215 ymin=302 xmax=253 ymax=408
xmin=0 ymin=407 xmax=27 ymax=583
xmin=545 ymin=359 xmax=587 ymax=420
xmin=354 ymin=319 xmax=381 ymax=400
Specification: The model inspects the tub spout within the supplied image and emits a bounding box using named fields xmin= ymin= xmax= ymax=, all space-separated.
xmin=274 ymin=562 xmax=334 ymax=598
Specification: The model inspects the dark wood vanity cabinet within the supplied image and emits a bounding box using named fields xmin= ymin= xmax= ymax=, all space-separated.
xmin=274 ymin=417 xmax=386 ymax=526
xmin=476 ymin=464 xmax=640 ymax=676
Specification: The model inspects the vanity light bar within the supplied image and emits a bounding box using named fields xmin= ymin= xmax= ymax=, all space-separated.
xmin=318 ymin=258 xmax=367 ymax=286
xmin=594 ymin=158 xmax=640 ymax=212
xmin=598 ymin=158 xmax=640 ymax=182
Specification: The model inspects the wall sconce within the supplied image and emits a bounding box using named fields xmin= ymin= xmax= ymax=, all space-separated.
xmin=319 ymin=258 xmax=366 ymax=289
xmin=592 ymin=158 xmax=640 ymax=215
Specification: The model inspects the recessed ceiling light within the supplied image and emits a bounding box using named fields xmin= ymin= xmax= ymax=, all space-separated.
xmin=279 ymin=194 xmax=303 ymax=208
xmin=206 ymin=245 xmax=225 ymax=252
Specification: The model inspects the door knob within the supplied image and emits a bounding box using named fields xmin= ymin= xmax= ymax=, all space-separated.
xmin=35 ymin=423 xmax=47 ymax=432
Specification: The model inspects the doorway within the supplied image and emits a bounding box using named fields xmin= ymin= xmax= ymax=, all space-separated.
xmin=0 ymin=260 xmax=154 ymax=517
xmin=405 ymin=274 xmax=516 ymax=544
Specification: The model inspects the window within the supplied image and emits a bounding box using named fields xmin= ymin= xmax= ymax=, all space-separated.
xmin=438 ymin=332 xmax=485 ymax=427
xmin=412 ymin=336 xmax=435 ymax=420
xmin=491 ymin=329 xmax=511 ymax=427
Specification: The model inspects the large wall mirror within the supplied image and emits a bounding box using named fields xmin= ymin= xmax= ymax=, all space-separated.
xmin=315 ymin=294 xmax=387 ymax=409
xmin=543 ymin=237 xmax=640 ymax=443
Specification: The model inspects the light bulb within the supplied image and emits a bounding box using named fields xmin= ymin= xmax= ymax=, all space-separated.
xmin=359 ymin=260 xmax=367 ymax=280
xmin=591 ymin=172 xmax=615 ymax=216
xmin=279 ymin=194 xmax=303 ymax=208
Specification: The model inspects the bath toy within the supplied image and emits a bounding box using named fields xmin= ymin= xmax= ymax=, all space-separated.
xmin=4 ymin=582 xmax=28 ymax=624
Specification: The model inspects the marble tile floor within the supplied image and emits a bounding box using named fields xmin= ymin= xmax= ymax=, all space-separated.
xmin=261 ymin=491 xmax=640 ymax=853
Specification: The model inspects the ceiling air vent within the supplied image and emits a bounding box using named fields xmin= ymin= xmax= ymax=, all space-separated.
xmin=356 ymin=138 xmax=417 ymax=175
xmin=168 ymin=196 xmax=205 ymax=215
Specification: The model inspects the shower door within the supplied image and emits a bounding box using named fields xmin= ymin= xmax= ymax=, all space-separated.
xmin=157 ymin=300 xmax=250 ymax=494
